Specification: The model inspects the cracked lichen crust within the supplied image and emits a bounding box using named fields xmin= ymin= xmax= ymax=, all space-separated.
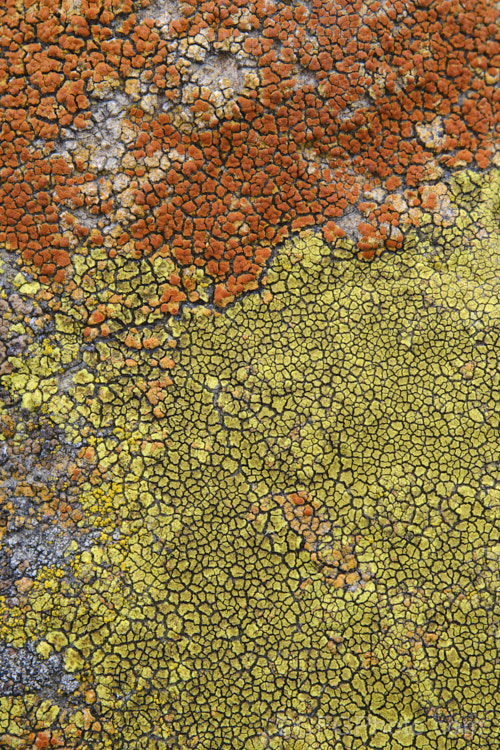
xmin=0 ymin=169 xmax=499 ymax=748
xmin=1 ymin=0 xmax=499 ymax=313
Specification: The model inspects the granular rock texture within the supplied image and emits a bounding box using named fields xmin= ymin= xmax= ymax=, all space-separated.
xmin=0 ymin=1 xmax=499 ymax=749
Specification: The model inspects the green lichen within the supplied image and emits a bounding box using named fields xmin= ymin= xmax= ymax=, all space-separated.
xmin=1 ymin=171 xmax=499 ymax=748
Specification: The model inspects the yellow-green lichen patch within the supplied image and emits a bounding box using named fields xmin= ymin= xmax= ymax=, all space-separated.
xmin=1 ymin=171 xmax=499 ymax=748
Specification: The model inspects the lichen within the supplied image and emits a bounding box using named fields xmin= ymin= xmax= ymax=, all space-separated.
xmin=1 ymin=167 xmax=499 ymax=748
xmin=1 ymin=0 xmax=499 ymax=746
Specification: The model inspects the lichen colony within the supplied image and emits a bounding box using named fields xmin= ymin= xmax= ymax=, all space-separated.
xmin=0 ymin=0 xmax=499 ymax=748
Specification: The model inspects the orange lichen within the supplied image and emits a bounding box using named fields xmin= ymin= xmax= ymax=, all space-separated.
xmin=1 ymin=0 xmax=498 ymax=309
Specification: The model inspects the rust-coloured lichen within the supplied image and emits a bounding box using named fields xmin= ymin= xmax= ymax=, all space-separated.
xmin=1 ymin=0 xmax=499 ymax=310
